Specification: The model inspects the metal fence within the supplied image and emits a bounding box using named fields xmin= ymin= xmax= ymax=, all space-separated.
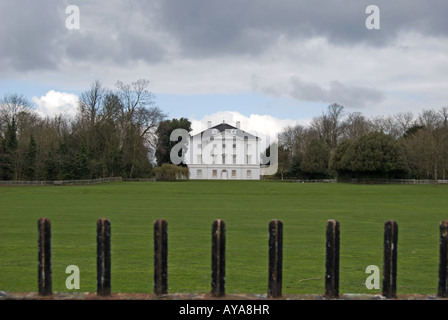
xmin=34 ymin=217 xmax=448 ymax=300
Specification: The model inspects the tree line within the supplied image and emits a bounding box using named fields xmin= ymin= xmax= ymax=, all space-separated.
xmin=0 ymin=79 xmax=166 ymax=181
xmin=275 ymin=103 xmax=448 ymax=184
xmin=1 ymin=82 xmax=447 ymax=183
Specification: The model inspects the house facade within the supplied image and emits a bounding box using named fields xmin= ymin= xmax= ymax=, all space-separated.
xmin=186 ymin=121 xmax=261 ymax=180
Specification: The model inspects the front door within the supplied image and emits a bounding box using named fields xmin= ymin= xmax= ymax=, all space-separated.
xmin=221 ymin=170 xmax=228 ymax=180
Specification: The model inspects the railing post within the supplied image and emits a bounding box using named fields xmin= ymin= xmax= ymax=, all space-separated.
xmin=154 ymin=219 xmax=168 ymax=295
xmin=211 ymin=219 xmax=226 ymax=297
xmin=97 ymin=218 xmax=111 ymax=296
xmin=438 ymin=220 xmax=448 ymax=298
xmin=38 ymin=217 xmax=52 ymax=296
xmin=325 ymin=219 xmax=340 ymax=298
xmin=268 ymin=219 xmax=283 ymax=298
xmin=382 ymin=220 xmax=398 ymax=298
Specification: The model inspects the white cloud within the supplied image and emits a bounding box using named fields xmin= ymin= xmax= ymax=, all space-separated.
xmin=32 ymin=90 xmax=79 ymax=118
xmin=190 ymin=110 xmax=307 ymax=145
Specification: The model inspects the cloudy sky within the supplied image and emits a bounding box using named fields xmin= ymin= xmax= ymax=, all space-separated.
xmin=1 ymin=0 xmax=447 ymax=138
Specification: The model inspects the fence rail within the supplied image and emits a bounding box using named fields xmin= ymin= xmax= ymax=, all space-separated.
xmin=2 ymin=177 xmax=447 ymax=185
xmin=267 ymin=178 xmax=448 ymax=184
xmin=0 ymin=177 xmax=123 ymax=186
xmin=32 ymin=217 xmax=448 ymax=300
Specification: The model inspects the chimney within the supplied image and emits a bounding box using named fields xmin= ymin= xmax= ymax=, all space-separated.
xmin=236 ymin=121 xmax=240 ymax=129
xmin=207 ymin=121 xmax=212 ymax=129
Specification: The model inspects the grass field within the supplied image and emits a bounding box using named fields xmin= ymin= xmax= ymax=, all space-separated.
xmin=1 ymin=180 xmax=447 ymax=295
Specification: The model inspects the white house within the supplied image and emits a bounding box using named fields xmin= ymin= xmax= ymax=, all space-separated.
xmin=186 ymin=121 xmax=261 ymax=180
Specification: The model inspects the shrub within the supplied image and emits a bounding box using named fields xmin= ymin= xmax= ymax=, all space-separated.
xmin=152 ymin=163 xmax=190 ymax=181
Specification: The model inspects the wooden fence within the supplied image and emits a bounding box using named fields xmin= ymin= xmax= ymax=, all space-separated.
xmin=35 ymin=217 xmax=448 ymax=299
xmin=283 ymin=178 xmax=448 ymax=184
xmin=1 ymin=177 xmax=123 ymax=186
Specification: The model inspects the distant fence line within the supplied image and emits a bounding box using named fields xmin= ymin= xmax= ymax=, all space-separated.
xmin=122 ymin=178 xmax=156 ymax=182
xmin=0 ymin=177 xmax=123 ymax=186
xmin=267 ymin=178 xmax=448 ymax=185
xmin=35 ymin=217 xmax=448 ymax=299
xmin=1 ymin=177 xmax=447 ymax=185
xmin=341 ymin=179 xmax=448 ymax=185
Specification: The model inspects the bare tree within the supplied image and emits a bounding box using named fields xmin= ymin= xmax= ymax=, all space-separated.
xmin=310 ymin=103 xmax=345 ymax=151
xmin=78 ymin=80 xmax=105 ymax=128
xmin=0 ymin=93 xmax=38 ymax=135
xmin=115 ymin=79 xmax=167 ymax=177
xmin=405 ymin=108 xmax=447 ymax=185
xmin=341 ymin=112 xmax=372 ymax=141
xmin=394 ymin=111 xmax=414 ymax=136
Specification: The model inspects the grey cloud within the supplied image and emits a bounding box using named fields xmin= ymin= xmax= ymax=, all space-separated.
xmin=0 ymin=0 xmax=66 ymax=72
xmin=0 ymin=0 xmax=169 ymax=73
xmin=151 ymin=0 xmax=448 ymax=58
xmin=288 ymin=76 xmax=385 ymax=108
xmin=1 ymin=0 xmax=448 ymax=73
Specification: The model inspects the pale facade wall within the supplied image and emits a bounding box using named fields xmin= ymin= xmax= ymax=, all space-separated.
xmin=188 ymin=164 xmax=260 ymax=180
xmin=186 ymin=126 xmax=261 ymax=180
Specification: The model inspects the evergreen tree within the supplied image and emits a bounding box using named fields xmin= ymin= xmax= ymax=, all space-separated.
xmin=300 ymin=138 xmax=331 ymax=179
xmin=330 ymin=132 xmax=408 ymax=180
xmin=24 ymin=135 xmax=37 ymax=180
xmin=155 ymin=118 xmax=192 ymax=167
xmin=45 ymin=150 xmax=58 ymax=181
xmin=57 ymin=137 xmax=74 ymax=180
xmin=0 ymin=117 xmax=18 ymax=180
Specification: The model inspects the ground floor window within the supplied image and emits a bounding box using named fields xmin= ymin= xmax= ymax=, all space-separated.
xmin=212 ymin=170 xmax=218 ymax=178
xmin=231 ymin=170 xmax=237 ymax=178
xmin=197 ymin=169 xmax=202 ymax=178
xmin=246 ymin=170 xmax=252 ymax=178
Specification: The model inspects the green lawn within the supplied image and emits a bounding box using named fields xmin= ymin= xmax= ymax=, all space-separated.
xmin=0 ymin=180 xmax=447 ymax=295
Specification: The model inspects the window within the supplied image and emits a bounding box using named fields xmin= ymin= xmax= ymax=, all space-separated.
xmin=197 ymin=155 xmax=202 ymax=164
xmin=222 ymin=154 xmax=226 ymax=164
xmin=246 ymin=155 xmax=252 ymax=164
xmin=233 ymin=155 xmax=237 ymax=164
xmin=197 ymin=170 xmax=202 ymax=178
xmin=246 ymin=170 xmax=252 ymax=178
xmin=231 ymin=170 xmax=237 ymax=178
xmin=212 ymin=170 xmax=218 ymax=178
xmin=222 ymin=144 xmax=226 ymax=149
xmin=197 ymin=143 xmax=202 ymax=149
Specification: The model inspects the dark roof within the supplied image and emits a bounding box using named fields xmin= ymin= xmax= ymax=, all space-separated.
xmin=191 ymin=122 xmax=259 ymax=140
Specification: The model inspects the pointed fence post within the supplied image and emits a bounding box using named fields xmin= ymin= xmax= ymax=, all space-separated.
xmin=211 ymin=219 xmax=226 ymax=297
xmin=97 ymin=218 xmax=111 ymax=296
xmin=154 ymin=219 xmax=168 ymax=295
xmin=268 ymin=219 xmax=283 ymax=298
xmin=38 ymin=217 xmax=52 ymax=296
xmin=382 ymin=220 xmax=398 ymax=299
xmin=325 ymin=220 xmax=340 ymax=298
xmin=438 ymin=220 xmax=448 ymax=298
